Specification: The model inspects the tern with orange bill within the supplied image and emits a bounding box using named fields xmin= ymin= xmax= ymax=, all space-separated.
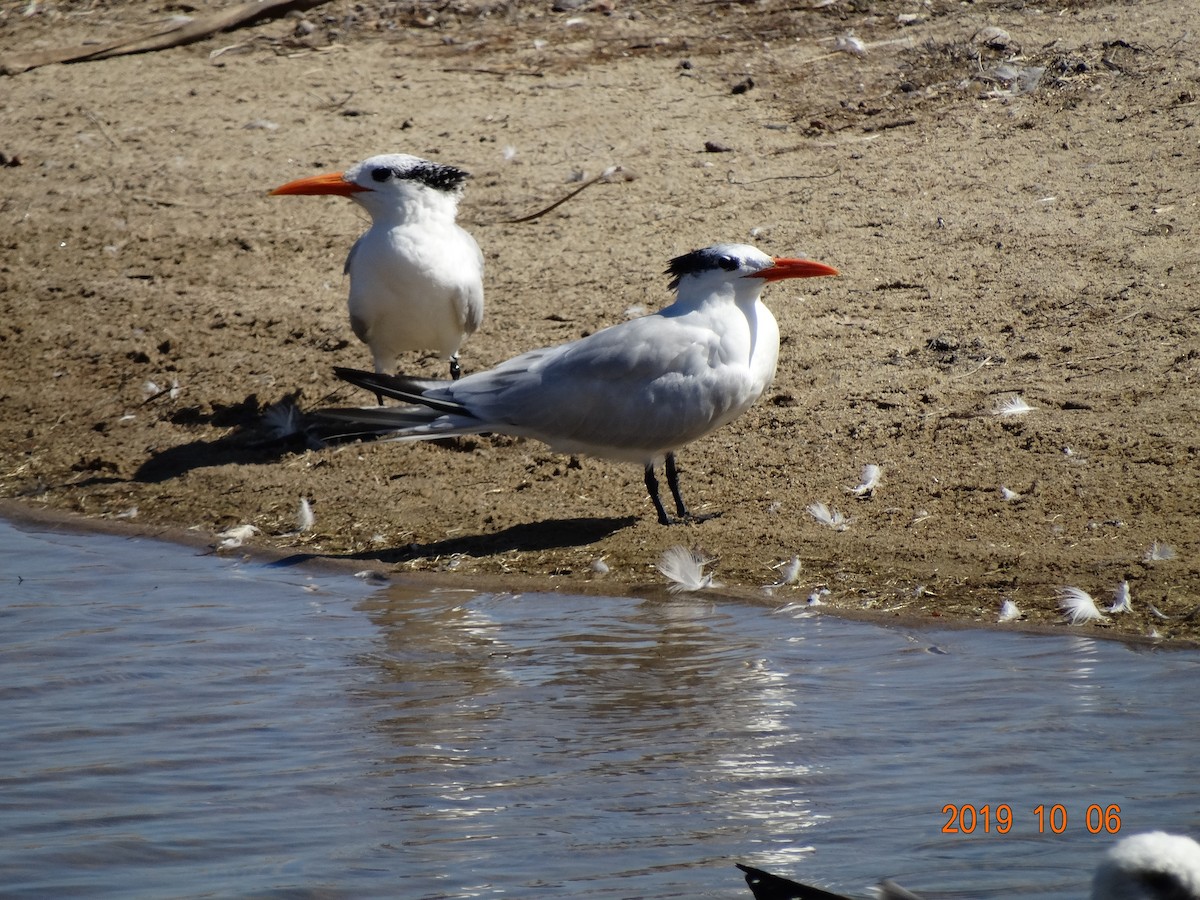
xmin=315 ymin=242 xmax=838 ymax=524
xmin=271 ymin=153 xmax=484 ymax=381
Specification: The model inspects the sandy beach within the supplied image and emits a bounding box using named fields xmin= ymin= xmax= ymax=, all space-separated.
xmin=2 ymin=0 xmax=1197 ymax=641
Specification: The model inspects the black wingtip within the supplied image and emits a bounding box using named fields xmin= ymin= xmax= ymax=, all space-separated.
xmin=331 ymin=366 xmax=375 ymax=387
xmin=332 ymin=367 xmax=418 ymax=397
xmin=331 ymin=367 xmax=469 ymax=416
xmin=736 ymin=863 xmax=852 ymax=900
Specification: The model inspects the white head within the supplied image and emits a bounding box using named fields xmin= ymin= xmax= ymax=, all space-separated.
xmin=271 ymin=153 xmax=470 ymax=222
xmin=665 ymin=243 xmax=838 ymax=299
xmin=1092 ymin=832 xmax=1200 ymax=900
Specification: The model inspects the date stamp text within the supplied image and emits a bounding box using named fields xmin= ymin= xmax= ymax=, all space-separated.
xmin=941 ymin=804 xmax=1122 ymax=835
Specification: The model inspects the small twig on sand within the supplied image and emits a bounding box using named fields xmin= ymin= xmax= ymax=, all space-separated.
xmin=1 ymin=0 xmax=332 ymax=75
xmin=82 ymin=109 xmax=120 ymax=148
xmin=503 ymin=165 xmax=633 ymax=224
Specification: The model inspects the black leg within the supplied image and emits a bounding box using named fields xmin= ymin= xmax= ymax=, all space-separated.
xmin=644 ymin=464 xmax=672 ymax=525
xmin=373 ymin=366 xmax=385 ymax=406
xmin=449 ymin=356 xmax=462 ymax=380
xmin=664 ymin=452 xmax=690 ymax=519
xmin=663 ymin=452 xmax=720 ymax=523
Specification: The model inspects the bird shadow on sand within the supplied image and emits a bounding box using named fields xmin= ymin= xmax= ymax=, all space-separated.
xmin=133 ymin=392 xmax=317 ymax=483
xmin=133 ymin=391 xmax=483 ymax=484
xmin=269 ymin=515 xmax=637 ymax=570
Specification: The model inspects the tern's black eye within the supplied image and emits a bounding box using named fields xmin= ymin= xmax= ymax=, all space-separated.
xmin=370 ymin=167 xmax=396 ymax=183
xmin=718 ymin=256 xmax=739 ymax=271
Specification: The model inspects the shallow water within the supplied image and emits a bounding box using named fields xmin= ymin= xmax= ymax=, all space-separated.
xmin=0 ymin=518 xmax=1197 ymax=899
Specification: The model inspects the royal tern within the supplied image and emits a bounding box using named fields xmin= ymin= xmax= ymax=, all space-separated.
xmin=271 ymin=153 xmax=484 ymax=381
xmin=315 ymin=242 xmax=838 ymax=524
xmin=737 ymin=831 xmax=1200 ymax=900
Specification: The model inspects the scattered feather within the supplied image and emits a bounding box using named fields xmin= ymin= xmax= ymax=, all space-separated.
xmin=807 ymin=587 xmax=830 ymax=606
xmin=1149 ymin=604 xmax=1170 ymax=621
xmin=354 ymin=569 xmax=389 ymax=585
xmin=217 ymin=523 xmax=258 ymax=550
xmin=834 ymin=31 xmax=868 ymax=57
xmin=296 ymin=497 xmax=314 ymax=533
xmin=1144 ymin=541 xmax=1177 ymax=562
xmin=997 ymin=599 xmax=1021 ymax=623
xmin=807 ymin=501 xmax=849 ymax=531
xmin=591 ymin=557 xmax=610 ymax=576
xmin=262 ymin=399 xmax=302 ymax=440
xmin=114 ymin=506 xmax=139 ymax=519
xmin=141 ymin=378 xmax=180 ymax=401
xmin=847 ymin=463 xmax=882 ymax=498
xmin=770 ymin=555 xmax=802 ymax=587
xmin=1000 ymin=486 xmax=1021 ymax=502
xmin=1108 ymin=580 xmax=1132 ymax=613
xmin=1057 ymin=586 xmax=1107 ymax=625
xmin=994 ymin=394 xmax=1035 ymax=417
xmin=502 ymin=145 xmax=518 ymax=161
xmin=657 ymin=545 xmax=720 ymax=593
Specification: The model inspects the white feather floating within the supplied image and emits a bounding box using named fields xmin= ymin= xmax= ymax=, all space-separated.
xmin=262 ymin=400 xmax=302 ymax=440
xmin=770 ymin=555 xmax=802 ymax=587
xmin=1057 ymin=586 xmax=1107 ymax=625
xmin=847 ymin=464 xmax=882 ymax=498
xmin=807 ymin=501 xmax=849 ymax=531
xmin=216 ymin=524 xmax=258 ymax=550
xmin=657 ymin=546 xmax=720 ymax=594
xmin=297 ymin=497 xmax=315 ymax=533
xmin=997 ymin=599 xmax=1021 ymax=623
xmin=141 ymin=378 xmax=181 ymax=401
xmin=834 ymin=31 xmax=868 ymax=57
xmin=1144 ymin=541 xmax=1177 ymax=562
xmin=1000 ymin=486 xmax=1021 ymax=502
xmin=994 ymin=394 xmax=1035 ymax=417
xmin=1108 ymin=580 xmax=1132 ymax=613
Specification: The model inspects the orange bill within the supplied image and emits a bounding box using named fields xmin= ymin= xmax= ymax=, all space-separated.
xmin=755 ymin=257 xmax=840 ymax=281
xmin=269 ymin=171 xmax=369 ymax=197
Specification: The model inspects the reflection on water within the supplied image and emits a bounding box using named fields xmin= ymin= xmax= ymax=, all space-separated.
xmin=1 ymin=518 xmax=1197 ymax=899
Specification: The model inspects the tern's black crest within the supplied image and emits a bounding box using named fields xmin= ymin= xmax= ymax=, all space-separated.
xmin=666 ymin=246 xmax=741 ymax=290
xmin=369 ymin=160 xmax=470 ymax=193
